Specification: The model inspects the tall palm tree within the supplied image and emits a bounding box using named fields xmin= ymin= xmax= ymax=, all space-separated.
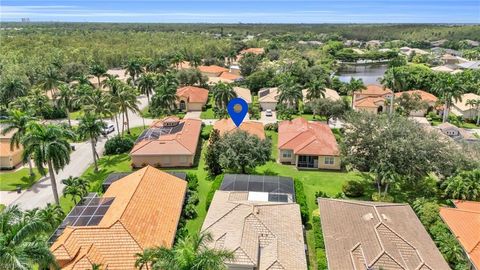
xmin=125 ymin=59 xmax=144 ymax=86
xmin=135 ymin=249 xmax=156 ymax=270
xmin=89 ymin=64 xmax=107 ymax=89
xmin=62 ymin=176 xmax=90 ymax=204
xmin=74 ymin=74 xmax=94 ymax=88
xmin=1 ymin=110 xmax=37 ymax=176
xmin=77 ymin=113 xmax=106 ymax=172
xmin=39 ymin=66 xmax=62 ymax=99
xmin=213 ymin=82 xmax=237 ymax=110
xmin=151 ymin=72 xmax=178 ymax=116
xmin=102 ymin=74 xmax=121 ymax=95
xmin=0 ymin=205 xmax=57 ymax=270
xmin=137 ymin=72 xmax=157 ymax=104
xmin=147 ymin=58 xmax=170 ymax=74
xmin=466 ymin=98 xmax=480 ymax=125
xmin=22 ymin=123 xmax=74 ymax=204
xmin=36 ymin=203 xmax=65 ymax=230
xmin=432 ymin=73 xmax=464 ymax=123
xmin=73 ymin=83 xmax=96 ymax=109
xmin=345 ymin=77 xmax=366 ymax=108
xmin=306 ymin=78 xmax=326 ymax=101
xmin=137 ymin=232 xmax=234 ymax=270
xmin=170 ymin=53 xmax=184 ymax=69
xmin=278 ymin=75 xmax=302 ymax=110
xmin=117 ymin=83 xmax=140 ymax=135
xmin=0 ymin=77 xmax=28 ymax=107
xmin=56 ymin=83 xmax=75 ymax=127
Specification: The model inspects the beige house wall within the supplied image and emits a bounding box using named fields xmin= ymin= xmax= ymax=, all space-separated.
xmin=356 ymin=107 xmax=379 ymax=114
xmin=278 ymin=149 xmax=341 ymax=170
xmin=176 ymin=97 xmax=205 ymax=112
xmin=131 ymin=154 xmax=194 ymax=168
xmin=454 ymin=107 xmax=477 ymax=119
xmin=0 ymin=151 xmax=23 ymax=169
xmin=259 ymin=102 xmax=277 ymax=111
xmin=278 ymin=149 xmax=295 ymax=164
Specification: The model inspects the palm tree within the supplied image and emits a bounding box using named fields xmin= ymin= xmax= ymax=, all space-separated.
xmin=151 ymin=72 xmax=178 ymax=116
xmin=102 ymin=74 xmax=121 ymax=95
xmin=89 ymin=63 xmax=107 ymax=89
xmin=77 ymin=113 xmax=106 ymax=172
xmin=0 ymin=77 xmax=28 ymax=107
xmin=170 ymin=53 xmax=184 ymax=69
xmin=56 ymin=83 xmax=75 ymax=127
xmin=1 ymin=110 xmax=37 ymax=176
xmin=39 ymin=66 xmax=62 ymax=99
xmin=148 ymin=58 xmax=170 ymax=74
xmin=306 ymin=78 xmax=326 ymax=101
xmin=432 ymin=73 xmax=464 ymax=123
xmin=117 ymin=83 xmax=140 ymax=135
xmin=125 ymin=59 xmax=144 ymax=85
xmin=62 ymin=176 xmax=90 ymax=204
xmin=22 ymin=122 xmax=74 ymax=204
xmin=0 ymin=205 xmax=57 ymax=270
xmin=213 ymin=82 xmax=237 ymax=110
xmin=135 ymin=249 xmax=156 ymax=270
xmin=442 ymin=170 xmax=480 ymax=200
xmin=36 ymin=203 xmax=65 ymax=230
xmin=75 ymin=74 xmax=94 ymax=87
xmin=74 ymin=83 xmax=96 ymax=109
xmin=278 ymin=75 xmax=302 ymax=110
xmin=138 ymin=232 xmax=234 ymax=270
xmin=345 ymin=77 xmax=366 ymax=108
xmin=137 ymin=72 xmax=157 ymax=104
xmin=466 ymin=98 xmax=480 ymax=125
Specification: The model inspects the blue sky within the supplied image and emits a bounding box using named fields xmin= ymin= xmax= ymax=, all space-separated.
xmin=1 ymin=0 xmax=479 ymax=23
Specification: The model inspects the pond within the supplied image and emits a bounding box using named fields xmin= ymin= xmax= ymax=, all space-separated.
xmin=336 ymin=63 xmax=388 ymax=85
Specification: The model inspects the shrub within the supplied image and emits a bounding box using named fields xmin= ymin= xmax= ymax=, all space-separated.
xmin=186 ymin=173 xmax=199 ymax=191
xmin=294 ymin=179 xmax=309 ymax=223
xmin=264 ymin=122 xmax=278 ymax=131
xmin=342 ymin=180 xmax=365 ymax=197
xmin=104 ymin=136 xmax=134 ymax=155
xmin=312 ymin=216 xmax=328 ymax=269
xmin=41 ymin=106 xmax=68 ymax=119
xmin=315 ymin=190 xmax=329 ymax=200
xmin=371 ymin=192 xmax=394 ymax=202
xmin=183 ymin=203 xmax=197 ymax=219
xmin=201 ymin=125 xmax=213 ymax=140
xmin=205 ymin=174 xmax=223 ymax=211
xmin=187 ymin=192 xmax=199 ymax=206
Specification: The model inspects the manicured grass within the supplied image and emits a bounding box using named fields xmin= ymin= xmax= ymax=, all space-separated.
xmin=200 ymin=97 xmax=218 ymax=119
xmin=430 ymin=119 xmax=479 ymax=129
xmin=0 ymin=168 xmax=45 ymax=191
xmin=69 ymin=110 xmax=111 ymax=120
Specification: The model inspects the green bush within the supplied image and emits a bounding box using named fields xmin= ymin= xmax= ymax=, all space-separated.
xmin=264 ymin=122 xmax=278 ymax=131
xmin=205 ymin=174 xmax=223 ymax=211
xmin=42 ymin=106 xmax=68 ymax=119
xmin=201 ymin=125 xmax=213 ymax=140
xmin=312 ymin=216 xmax=327 ymax=269
xmin=342 ymin=180 xmax=365 ymax=197
xmin=371 ymin=192 xmax=394 ymax=202
xmin=186 ymin=173 xmax=199 ymax=191
xmin=294 ymin=179 xmax=309 ymax=223
xmin=104 ymin=136 xmax=134 ymax=155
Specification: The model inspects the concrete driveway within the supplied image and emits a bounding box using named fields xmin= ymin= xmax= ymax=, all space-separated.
xmin=260 ymin=111 xmax=277 ymax=124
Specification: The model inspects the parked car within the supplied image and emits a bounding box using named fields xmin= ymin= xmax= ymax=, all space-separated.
xmin=102 ymin=124 xmax=115 ymax=135
xmin=265 ymin=109 xmax=273 ymax=117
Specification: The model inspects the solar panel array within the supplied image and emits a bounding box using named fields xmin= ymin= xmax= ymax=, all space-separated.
xmin=135 ymin=122 xmax=185 ymax=143
xmin=221 ymin=174 xmax=295 ymax=202
xmin=48 ymin=193 xmax=114 ymax=244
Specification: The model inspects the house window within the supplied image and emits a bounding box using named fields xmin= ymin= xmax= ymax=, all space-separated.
xmin=324 ymin=156 xmax=335 ymax=165
xmin=282 ymin=150 xmax=292 ymax=158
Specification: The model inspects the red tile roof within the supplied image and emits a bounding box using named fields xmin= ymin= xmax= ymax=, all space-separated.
xmin=51 ymin=166 xmax=187 ymax=269
xmin=440 ymin=200 xmax=480 ymax=269
xmin=176 ymin=86 xmax=209 ymax=104
xmin=354 ymin=97 xmax=385 ymax=108
xmin=355 ymin=84 xmax=392 ymax=96
xmin=213 ymin=118 xmax=265 ymax=140
xmin=240 ymin=48 xmax=265 ymax=55
xmin=395 ymin=90 xmax=438 ymax=103
xmin=219 ymin=71 xmax=242 ymax=81
xmin=198 ymin=65 xmax=229 ymax=74
xmin=278 ymin=118 xmax=339 ymax=156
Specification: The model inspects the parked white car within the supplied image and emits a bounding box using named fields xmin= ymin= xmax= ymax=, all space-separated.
xmin=265 ymin=109 xmax=273 ymax=117
xmin=102 ymin=124 xmax=115 ymax=135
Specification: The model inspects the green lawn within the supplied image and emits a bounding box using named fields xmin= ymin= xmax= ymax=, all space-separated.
xmin=0 ymin=168 xmax=45 ymax=191
xmin=200 ymin=97 xmax=217 ymax=119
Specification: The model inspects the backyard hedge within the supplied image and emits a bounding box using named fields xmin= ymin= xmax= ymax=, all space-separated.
xmin=205 ymin=174 xmax=223 ymax=211
xmin=294 ymin=179 xmax=309 ymax=223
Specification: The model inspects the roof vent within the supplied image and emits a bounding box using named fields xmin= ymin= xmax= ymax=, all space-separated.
xmin=362 ymin=213 xmax=374 ymax=221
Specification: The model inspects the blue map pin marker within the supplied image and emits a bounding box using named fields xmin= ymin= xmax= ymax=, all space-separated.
xmin=227 ymin=98 xmax=248 ymax=127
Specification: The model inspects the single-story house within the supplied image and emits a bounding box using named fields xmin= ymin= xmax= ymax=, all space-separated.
xmin=353 ymin=84 xmax=393 ymax=114
xmin=395 ymin=90 xmax=438 ymax=116
xmin=258 ymin=87 xmax=279 ymax=111
xmin=198 ymin=65 xmax=229 ymax=77
xmin=278 ymin=118 xmax=340 ymax=170
xmin=0 ymin=129 xmax=23 ymax=170
xmin=437 ymin=122 xmax=478 ymax=142
xmin=441 ymin=54 xmax=460 ymax=65
xmin=302 ymin=88 xmax=341 ymax=104
xmin=50 ymin=166 xmax=187 ymax=269
xmin=207 ymin=72 xmax=243 ymax=85
xmin=130 ymin=117 xmax=202 ymax=168
xmin=440 ymin=200 xmax=480 ymax=270
xmin=452 ymin=93 xmax=480 ymax=120
xmin=318 ymin=198 xmax=450 ymax=270
xmin=201 ymin=189 xmax=307 ymax=270
xmin=176 ymin=86 xmax=209 ymax=111
xmin=233 ymin=86 xmax=252 ymax=105
xmin=213 ymin=118 xmax=265 ymax=140
xmin=431 ymin=65 xmax=456 ymax=73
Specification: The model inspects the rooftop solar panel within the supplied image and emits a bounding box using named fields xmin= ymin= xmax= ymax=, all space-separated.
xmin=220 ymin=174 xmax=295 ymax=202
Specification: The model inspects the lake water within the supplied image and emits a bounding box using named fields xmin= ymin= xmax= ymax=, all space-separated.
xmin=336 ymin=63 xmax=388 ymax=85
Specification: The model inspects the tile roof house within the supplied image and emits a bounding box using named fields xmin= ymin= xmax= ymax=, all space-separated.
xmin=213 ymin=119 xmax=265 ymax=140
xmin=395 ymin=90 xmax=438 ymax=116
xmin=258 ymin=87 xmax=279 ymax=111
xmin=440 ymin=200 xmax=480 ymax=270
xmin=0 ymin=128 xmax=23 ymax=169
xmin=233 ymin=86 xmax=252 ymax=104
xmin=207 ymin=72 xmax=244 ymax=85
xmin=50 ymin=166 xmax=187 ymax=269
xmin=278 ymin=118 xmax=340 ymax=170
xmin=198 ymin=65 xmax=229 ymax=77
xmin=318 ymin=198 xmax=450 ymax=270
xmin=302 ymin=88 xmax=341 ymax=104
xmin=452 ymin=93 xmax=480 ymax=120
xmin=353 ymin=84 xmax=393 ymax=114
xmin=201 ymin=190 xmax=307 ymax=270
xmin=176 ymin=86 xmax=209 ymax=111
xmin=130 ymin=117 xmax=202 ymax=168
xmin=437 ymin=122 xmax=478 ymax=142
